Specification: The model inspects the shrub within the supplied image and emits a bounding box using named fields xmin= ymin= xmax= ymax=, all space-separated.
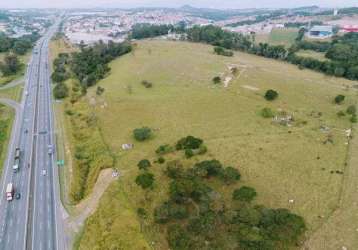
xmin=220 ymin=167 xmax=241 ymax=184
xmin=96 ymin=86 xmax=105 ymax=95
xmin=261 ymin=107 xmax=275 ymax=118
xmin=53 ymin=82 xmax=69 ymax=99
xmin=347 ymin=105 xmax=357 ymax=115
xmin=137 ymin=159 xmax=151 ymax=170
xmin=137 ymin=207 xmax=147 ymax=219
xmin=264 ymin=89 xmax=279 ymax=101
xmin=141 ymin=80 xmax=153 ymax=88
xmin=135 ymin=172 xmax=155 ymax=189
xmin=351 ymin=114 xmax=357 ymax=123
xmin=133 ymin=127 xmax=152 ymax=141
xmin=197 ymin=144 xmax=208 ymax=155
xmin=165 ymin=161 xmax=184 ymax=179
xmin=334 ymin=95 xmax=345 ymax=104
xmin=155 ymin=144 xmax=174 ymax=155
xmin=176 ymin=136 xmax=203 ymax=150
xmin=185 ymin=148 xmax=194 ymax=158
xmin=212 ymin=76 xmax=221 ymax=84
xmin=233 ymin=186 xmax=257 ymax=202
xmin=158 ymin=157 xmax=165 ymax=164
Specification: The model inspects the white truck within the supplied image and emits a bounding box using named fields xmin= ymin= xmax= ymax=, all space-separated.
xmin=6 ymin=183 xmax=14 ymax=201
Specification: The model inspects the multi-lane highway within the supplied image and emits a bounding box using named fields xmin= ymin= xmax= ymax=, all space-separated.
xmin=0 ymin=19 xmax=65 ymax=250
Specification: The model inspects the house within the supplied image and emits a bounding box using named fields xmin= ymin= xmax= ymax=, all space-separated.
xmin=308 ymin=25 xmax=333 ymax=39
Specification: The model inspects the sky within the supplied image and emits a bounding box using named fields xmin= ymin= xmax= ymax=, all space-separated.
xmin=0 ymin=0 xmax=357 ymax=9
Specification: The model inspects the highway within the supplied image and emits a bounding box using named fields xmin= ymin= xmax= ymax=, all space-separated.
xmin=0 ymin=19 xmax=65 ymax=250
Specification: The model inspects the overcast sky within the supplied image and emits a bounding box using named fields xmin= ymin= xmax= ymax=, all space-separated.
xmin=0 ymin=0 xmax=357 ymax=9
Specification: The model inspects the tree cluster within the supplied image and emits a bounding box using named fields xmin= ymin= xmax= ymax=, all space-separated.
xmin=131 ymin=24 xmax=179 ymax=39
xmin=70 ymin=40 xmax=132 ymax=91
xmin=0 ymin=33 xmax=40 ymax=55
xmin=184 ymin=25 xmax=358 ymax=80
xmin=52 ymin=53 xmax=70 ymax=99
xmin=153 ymin=157 xmax=305 ymax=250
xmin=0 ymin=54 xmax=22 ymax=76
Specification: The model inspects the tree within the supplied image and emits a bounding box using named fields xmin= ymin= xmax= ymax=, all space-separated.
xmin=133 ymin=127 xmax=152 ymax=141
xmin=176 ymin=136 xmax=203 ymax=150
xmin=334 ymin=95 xmax=345 ymax=104
xmin=220 ymin=167 xmax=241 ymax=184
xmin=233 ymin=186 xmax=257 ymax=202
xmin=212 ymin=76 xmax=221 ymax=84
xmin=137 ymin=159 xmax=151 ymax=170
xmin=135 ymin=172 xmax=155 ymax=189
xmin=167 ymin=225 xmax=192 ymax=250
xmin=264 ymin=90 xmax=279 ymax=101
xmin=53 ymin=82 xmax=69 ymax=99
xmin=0 ymin=54 xmax=22 ymax=76
xmin=261 ymin=107 xmax=275 ymax=118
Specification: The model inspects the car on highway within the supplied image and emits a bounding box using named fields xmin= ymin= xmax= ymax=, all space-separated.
xmin=42 ymin=169 xmax=47 ymax=176
xmin=48 ymin=145 xmax=53 ymax=155
xmin=15 ymin=193 xmax=21 ymax=200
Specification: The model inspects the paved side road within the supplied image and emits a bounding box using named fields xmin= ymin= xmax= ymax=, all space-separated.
xmin=0 ymin=78 xmax=25 ymax=91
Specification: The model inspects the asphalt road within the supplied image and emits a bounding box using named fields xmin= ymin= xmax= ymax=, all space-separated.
xmin=0 ymin=20 xmax=65 ymax=250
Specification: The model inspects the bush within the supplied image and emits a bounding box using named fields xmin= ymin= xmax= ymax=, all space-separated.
xmin=155 ymin=144 xmax=174 ymax=155
xmin=176 ymin=136 xmax=203 ymax=150
xmin=158 ymin=157 xmax=165 ymax=164
xmin=96 ymin=86 xmax=105 ymax=95
xmin=264 ymin=89 xmax=279 ymax=101
xmin=141 ymin=80 xmax=153 ymax=88
xmin=165 ymin=161 xmax=184 ymax=179
xmin=212 ymin=76 xmax=221 ymax=84
xmin=347 ymin=105 xmax=357 ymax=115
xmin=137 ymin=159 xmax=151 ymax=170
xmin=137 ymin=207 xmax=147 ymax=219
xmin=53 ymin=82 xmax=69 ymax=99
xmin=334 ymin=95 xmax=345 ymax=104
xmin=135 ymin=172 xmax=155 ymax=189
xmin=233 ymin=186 xmax=257 ymax=202
xmin=220 ymin=167 xmax=241 ymax=184
xmin=133 ymin=127 xmax=152 ymax=141
xmin=185 ymin=148 xmax=194 ymax=158
xmin=351 ymin=114 xmax=357 ymax=123
xmin=261 ymin=107 xmax=275 ymax=118
xmin=197 ymin=144 xmax=208 ymax=155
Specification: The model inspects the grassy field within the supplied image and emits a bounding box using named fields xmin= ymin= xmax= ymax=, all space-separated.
xmin=0 ymin=104 xmax=15 ymax=176
xmin=0 ymin=84 xmax=24 ymax=102
xmin=57 ymin=40 xmax=357 ymax=249
xmin=296 ymin=49 xmax=329 ymax=61
xmin=255 ymin=28 xmax=298 ymax=47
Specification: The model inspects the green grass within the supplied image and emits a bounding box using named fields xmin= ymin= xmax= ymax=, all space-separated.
xmin=255 ymin=28 xmax=298 ymax=47
xmin=0 ymin=84 xmax=24 ymax=102
xmin=296 ymin=49 xmax=329 ymax=61
xmin=0 ymin=104 xmax=14 ymax=176
xmin=64 ymin=40 xmax=356 ymax=249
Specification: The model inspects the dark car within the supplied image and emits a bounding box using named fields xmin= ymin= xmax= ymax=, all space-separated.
xmin=15 ymin=193 xmax=21 ymax=200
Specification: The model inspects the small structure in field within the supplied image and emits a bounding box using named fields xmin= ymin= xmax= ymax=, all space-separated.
xmin=122 ymin=143 xmax=134 ymax=150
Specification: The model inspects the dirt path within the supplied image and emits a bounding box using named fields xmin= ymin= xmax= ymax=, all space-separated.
xmin=304 ymin=124 xmax=358 ymax=250
xmin=66 ymin=168 xmax=119 ymax=233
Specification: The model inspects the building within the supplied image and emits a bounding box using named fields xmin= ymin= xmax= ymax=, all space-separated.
xmin=342 ymin=25 xmax=358 ymax=33
xmin=307 ymin=25 xmax=333 ymax=39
